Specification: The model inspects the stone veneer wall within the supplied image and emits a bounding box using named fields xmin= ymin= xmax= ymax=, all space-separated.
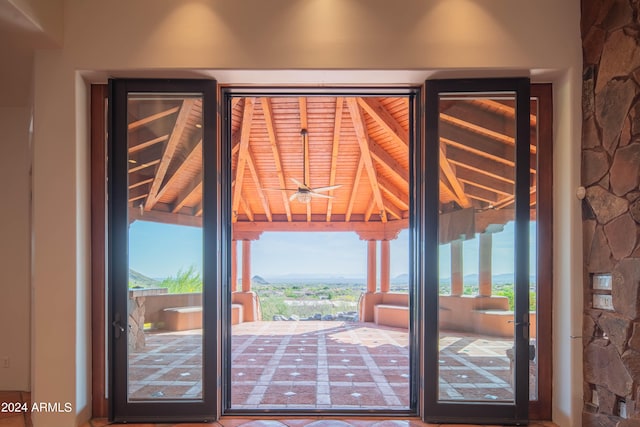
xmin=582 ymin=1 xmax=640 ymax=426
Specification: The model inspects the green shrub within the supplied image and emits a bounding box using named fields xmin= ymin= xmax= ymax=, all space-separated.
xmin=159 ymin=266 xmax=202 ymax=294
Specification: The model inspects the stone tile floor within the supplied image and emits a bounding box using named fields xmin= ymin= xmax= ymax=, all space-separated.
xmin=128 ymin=321 xmax=517 ymax=408
xmin=83 ymin=418 xmax=558 ymax=426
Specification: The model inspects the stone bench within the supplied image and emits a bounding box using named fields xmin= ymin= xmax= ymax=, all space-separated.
xmin=163 ymin=306 xmax=202 ymax=331
xmin=163 ymin=304 xmax=244 ymax=331
xmin=374 ymin=304 xmax=409 ymax=329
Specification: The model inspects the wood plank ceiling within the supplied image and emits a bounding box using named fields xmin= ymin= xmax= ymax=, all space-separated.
xmin=126 ymin=95 xmax=537 ymax=238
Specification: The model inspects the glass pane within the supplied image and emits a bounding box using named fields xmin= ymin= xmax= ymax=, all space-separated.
xmin=437 ymin=93 xmax=518 ymax=403
xmin=126 ymin=93 xmax=204 ymax=401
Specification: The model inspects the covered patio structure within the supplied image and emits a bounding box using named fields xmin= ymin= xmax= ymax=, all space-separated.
xmin=125 ymin=93 xmax=538 ymax=336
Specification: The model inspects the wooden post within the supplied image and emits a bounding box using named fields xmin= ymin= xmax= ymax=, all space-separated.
xmin=380 ymin=240 xmax=390 ymax=293
xmin=231 ymin=240 xmax=238 ymax=292
xmin=367 ymin=240 xmax=377 ymax=293
xmin=478 ymin=233 xmax=492 ymax=297
xmin=450 ymin=239 xmax=463 ymax=296
xmin=242 ymin=240 xmax=251 ymax=292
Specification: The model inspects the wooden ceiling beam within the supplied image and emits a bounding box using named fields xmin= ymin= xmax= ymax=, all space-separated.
xmin=144 ymin=99 xmax=196 ymax=211
xmin=458 ymin=177 xmax=512 ymax=198
xmin=239 ymin=192 xmax=254 ymax=222
xmin=346 ymin=97 xmax=388 ymax=223
xmin=128 ymin=177 xmax=153 ymax=190
xmin=326 ymin=97 xmax=344 ymax=222
xmin=383 ymin=199 xmax=403 ymax=220
xmin=377 ymin=174 xmax=409 ymax=211
xmin=365 ymin=197 xmax=377 ymax=222
xmin=448 ymin=158 xmax=515 ymax=184
xmin=128 ymin=159 xmax=160 ymax=174
xmin=245 ymin=148 xmax=273 ymax=222
xmin=234 ymin=218 xmax=409 ymax=236
xmin=172 ymin=171 xmax=203 ymax=213
xmin=232 ymin=98 xmax=255 ymax=222
xmin=369 ymin=139 xmax=409 ymax=183
xmin=129 ymin=134 xmax=169 ymax=153
xmin=345 ymin=156 xmax=365 ymax=222
xmin=356 ymin=97 xmax=408 ymax=152
xmin=128 ymin=106 xmax=180 ymax=131
xmin=472 ymin=98 xmax=537 ymax=126
xmin=154 ymin=139 xmax=202 ymax=203
xmin=261 ymin=98 xmax=293 ymax=221
xmin=439 ymin=144 xmax=472 ymax=208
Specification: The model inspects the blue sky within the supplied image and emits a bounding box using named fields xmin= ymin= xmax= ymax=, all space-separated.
xmin=128 ymin=220 xmax=536 ymax=280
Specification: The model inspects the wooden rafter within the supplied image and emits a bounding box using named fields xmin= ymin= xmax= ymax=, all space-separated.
xmin=128 ymin=106 xmax=180 ymax=131
xmin=365 ymin=197 xmax=377 ymax=222
xmin=232 ymin=98 xmax=255 ymax=222
xmin=369 ymin=139 xmax=409 ymax=183
xmin=448 ymin=158 xmax=515 ymax=184
xmin=491 ymin=186 xmax=537 ymax=210
xmin=345 ymin=157 xmax=365 ymax=222
xmin=245 ymin=148 xmax=273 ymax=221
xmin=443 ymin=136 xmax=536 ymax=174
xmin=439 ymin=144 xmax=471 ymax=208
xmin=129 ymin=159 xmax=160 ymax=174
xmin=458 ymin=177 xmax=512 ymax=197
xmin=153 ymin=140 xmax=202 ymax=204
xmin=145 ymin=99 xmax=196 ymax=211
xmin=384 ymin=200 xmax=403 ymax=220
xmin=346 ymin=97 xmax=388 ymax=223
xmin=128 ymin=178 xmax=153 ymax=190
xmin=129 ymin=134 xmax=169 ymax=153
xmin=239 ymin=192 xmax=254 ymax=221
xmin=377 ymin=174 xmax=409 ymax=211
xmin=472 ymin=98 xmax=537 ymax=126
xmin=326 ymin=97 xmax=343 ymax=222
xmin=172 ymin=171 xmax=203 ymax=213
xmin=356 ymin=97 xmax=408 ymax=152
xmin=261 ymin=98 xmax=292 ymax=221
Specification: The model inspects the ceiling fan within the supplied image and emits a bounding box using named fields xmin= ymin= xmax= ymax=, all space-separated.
xmin=265 ymin=129 xmax=341 ymax=203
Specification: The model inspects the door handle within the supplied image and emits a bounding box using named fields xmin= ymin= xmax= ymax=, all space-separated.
xmin=112 ymin=318 xmax=125 ymax=339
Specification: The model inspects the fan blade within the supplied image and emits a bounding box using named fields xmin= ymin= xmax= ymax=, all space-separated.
xmin=290 ymin=177 xmax=308 ymax=189
xmin=263 ymin=187 xmax=297 ymax=191
xmin=310 ymin=184 xmax=342 ymax=193
xmin=289 ymin=192 xmax=299 ymax=201
xmin=309 ymin=192 xmax=333 ymax=199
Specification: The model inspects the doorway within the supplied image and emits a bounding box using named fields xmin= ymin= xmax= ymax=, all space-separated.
xmin=100 ymin=78 xmax=550 ymax=424
xmin=223 ymin=94 xmax=416 ymax=413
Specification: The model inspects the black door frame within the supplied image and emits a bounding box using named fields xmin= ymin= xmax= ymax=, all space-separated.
xmin=108 ymin=79 xmax=219 ymax=423
xmin=219 ymin=87 xmax=421 ymax=417
xmin=421 ymin=78 xmax=531 ymax=425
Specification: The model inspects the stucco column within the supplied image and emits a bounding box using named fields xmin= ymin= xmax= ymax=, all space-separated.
xmin=380 ymin=240 xmax=390 ymax=292
xmin=242 ymin=240 xmax=251 ymax=292
xmin=478 ymin=233 xmax=492 ymax=297
xmin=367 ymin=240 xmax=377 ymax=293
xmin=451 ymin=239 xmax=463 ymax=296
xmin=231 ymin=240 xmax=238 ymax=292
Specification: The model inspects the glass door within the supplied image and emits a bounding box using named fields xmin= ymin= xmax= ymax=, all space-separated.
xmin=108 ymin=79 xmax=219 ymax=423
xmin=421 ymin=78 xmax=531 ymax=424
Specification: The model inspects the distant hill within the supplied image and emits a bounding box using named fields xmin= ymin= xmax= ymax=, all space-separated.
xmin=129 ymin=269 xmax=159 ymax=288
xmin=391 ymin=273 xmax=409 ymax=284
xmin=252 ymin=275 xmax=269 ymax=285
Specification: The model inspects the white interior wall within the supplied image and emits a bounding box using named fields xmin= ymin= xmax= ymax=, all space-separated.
xmin=28 ymin=1 xmax=583 ymax=425
xmin=0 ymin=107 xmax=31 ymax=391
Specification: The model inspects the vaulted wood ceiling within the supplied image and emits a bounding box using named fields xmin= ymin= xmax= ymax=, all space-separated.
xmin=126 ymin=94 xmax=537 ymax=238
